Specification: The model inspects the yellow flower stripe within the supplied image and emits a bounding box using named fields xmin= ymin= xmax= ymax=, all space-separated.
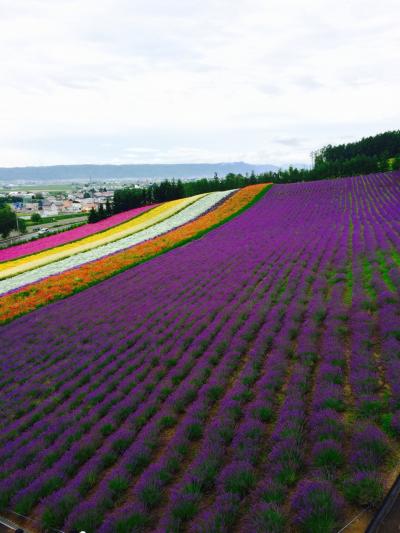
xmin=0 ymin=194 xmax=205 ymax=280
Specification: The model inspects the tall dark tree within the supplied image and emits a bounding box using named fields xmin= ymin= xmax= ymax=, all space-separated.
xmin=105 ymin=199 xmax=113 ymax=217
xmin=88 ymin=207 xmax=99 ymax=224
xmin=98 ymin=203 xmax=106 ymax=220
xmin=0 ymin=206 xmax=25 ymax=238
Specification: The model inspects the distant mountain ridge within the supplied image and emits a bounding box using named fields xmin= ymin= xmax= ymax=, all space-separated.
xmin=0 ymin=162 xmax=283 ymax=182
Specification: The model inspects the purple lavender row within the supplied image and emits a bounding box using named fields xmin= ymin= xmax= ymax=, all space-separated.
xmin=97 ymin=298 xmax=290 ymax=533
xmin=0 ymin=260 xmax=262 ymax=500
xmin=80 ymin=239 xmax=316 ymax=528
xmin=0 ymin=274 xmax=200 ymax=431
xmin=156 ymin=254 xmax=317 ymax=533
xmin=0 ymin=255 xmax=244 ymax=448
xmin=189 ymin=225 xmax=342 ymax=530
xmin=39 ymin=251 xmax=289 ymax=529
xmin=237 ymin=216 xmax=351 ymax=531
xmin=2 ymin=282 xmax=254 ymax=516
xmin=0 ymin=268 xmax=219 ymax=419
xmin=59 ymin=248 xmax=294 ymax=520
xmin=72 ymin=278 xmax=289 ymax=531
xmin=0 ymin=286 xmax=216 ymax=463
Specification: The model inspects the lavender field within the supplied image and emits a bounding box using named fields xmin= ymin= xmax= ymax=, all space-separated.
xmin=1 ymin=172 xmax=399 ymax=532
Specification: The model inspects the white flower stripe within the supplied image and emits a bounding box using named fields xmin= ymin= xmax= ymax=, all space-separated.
xmin=0 ymin=190 xmax=234 ymax=295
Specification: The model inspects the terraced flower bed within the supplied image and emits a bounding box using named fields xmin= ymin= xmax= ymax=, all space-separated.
xmin=0 ymin=185 xmax=267 ymax=322
xmin=0 ymin=194 xmax=205 ymax=278
xmin=0 ymin=203 xmax=157 ymax=262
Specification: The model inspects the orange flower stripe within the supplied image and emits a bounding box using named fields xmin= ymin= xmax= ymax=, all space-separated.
xmin=0 ymin=184 xmax=269 ymax=323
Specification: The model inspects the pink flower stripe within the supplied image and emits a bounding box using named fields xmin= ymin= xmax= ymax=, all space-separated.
xmin=0 ymin=204 xmax=157 ymax=263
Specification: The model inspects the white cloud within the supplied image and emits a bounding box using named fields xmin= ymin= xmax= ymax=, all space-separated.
xmin=0 ymin=0 xmax=398 ymax=166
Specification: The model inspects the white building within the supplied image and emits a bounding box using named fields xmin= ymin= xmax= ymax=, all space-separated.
xmin=41 ymin=199 xmax=59 ymax=217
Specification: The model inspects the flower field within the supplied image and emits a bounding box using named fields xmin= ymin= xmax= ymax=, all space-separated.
xmin=0 ymin=172 xmax=399 ymax=532
xmin=0 ymin=204 xmax=158 ymax=263
xmin=0 ymin=190 xmax=233 ymax=295
xmin=0 ymin=194 xmax=206 ymax=279
xmin=0 ymin=185 xmax=266 ymax=322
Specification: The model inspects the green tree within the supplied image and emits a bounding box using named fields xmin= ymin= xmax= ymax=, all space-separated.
xmin=105 ymin=198 xmax=113 ymax=216
xmin=88 ymin=207 xmax=99 ymax=224
xmin=98 ymin=203 xmax=106 ymax=220
xmin=0 ymin=206 xmax=17 ymax=238
xmin=17 ymin=218 xmax=27 ymax=234
xmin=31 ymin=213 xmax=42 ymax=223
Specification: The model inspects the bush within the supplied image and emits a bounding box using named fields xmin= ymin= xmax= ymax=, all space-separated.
xmin=139 ymin=479 xmax=163 ymax=509
xmin=186 ymin=422 xmax=203 ymax=441
xmin=312 ymin=440 xmax=344 ymax=470
xmin=159 ymin=415 xmax=177 ymax=429
xmin=14 ymin=493 xmax=36 ymax=515
xmin=323 ymin=397 xmax=346 ymax=412
xmin=109 ymin=475 xmax=129 ymax=500
xmin=172 ymin=494 xmax=199 ymax=522
xmin=350 ymin=424 xmax=389 ymax=470
xmin=79 ymin=471 xmax=98 ymax=495
xmin=252 ymin=503 xmax=286 ymax=533
xmin=221 ymin=462 xmax=255 ymax=497
xmin=115 ymin=511 xmax=149 ymax=533
xmin=359 ymin=399 xmax=384 ymax=418
xmin=101 ymin=423 xmax=114 ymax=436
xmin=185 ymin=458 xmax=219 ymax=494
xmin=257 ymin=407 xmax=273 ymax=422
xmin=41 ymin=495 xmax=76 ymax=530
xmin=291 ymin=479 xmax=344 ymax=533
xmin=206 ymin=385 xmax=224 ymax=403
xmin=344 ymin=472 xmax=384 ymax=506
xmin=72 ymin=506 xmax=102 ymax=532
xmin=310 ymin=409 xmax=343 ymax=441
xmin=261 ymin=480 xmax=286 ymax=505
xmin=126 ymin=450 xmax=151 ymax=475
xmin=390 ymin=411 xmax=400 ymax=436
xmin=112 ymin=437 xmax=131 ymax=455
xmin=31 ymin=213 xmax=42 ymax=223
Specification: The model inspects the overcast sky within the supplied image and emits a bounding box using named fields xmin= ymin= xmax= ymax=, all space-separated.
xmin=0 ymin=0 xmax=399 ymax=167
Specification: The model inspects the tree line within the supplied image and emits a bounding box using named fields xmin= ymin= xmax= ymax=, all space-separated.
xmin=86 ymin=174 xmax=262 ymax=222
xmin=314 ymin=130 xmax=400 ymax=163
xmin=2 ymin=129 xmax=399 ymax=235
xmin=259 ymin=130 xmax=400 ymax=184
xmin=87 ymin=199 xmax=113 ymax=223
xmin=63 ymin=129 xmax=400 ymax=225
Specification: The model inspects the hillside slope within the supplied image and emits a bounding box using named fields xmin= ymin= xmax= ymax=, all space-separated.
xmin=0 ymin=172 xmax=399 ymax=532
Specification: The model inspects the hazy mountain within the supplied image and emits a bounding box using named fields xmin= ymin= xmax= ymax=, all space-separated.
xmin=0 ymin=162 xmax=283 ymax=183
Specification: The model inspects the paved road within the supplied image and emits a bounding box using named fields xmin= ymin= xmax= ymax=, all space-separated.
xmin=366 ymin=475 xmax=400 ymax=532
xmin=370 ymin=493 xmax=400 ymax=532
xmin=29 ymin=215 xmax=87 ymax=231
xmin=0 ymin=515 xmax=22 ymax=531
xmin=0 ymin=514 xmax=35 ymax=532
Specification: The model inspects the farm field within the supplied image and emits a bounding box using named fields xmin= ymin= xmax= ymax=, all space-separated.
xmin=0 ymin=172 xmax=399 ymax=532
xmin=0 ymin=185 xmax=265 ymax=323
xmin=0 ymin=194 xmax=207 ymax=276
xmin=0 ymin=207 xmax=155 ymax=262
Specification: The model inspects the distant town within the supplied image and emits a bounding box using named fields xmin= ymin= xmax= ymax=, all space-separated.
xmin=0 ymin=180 xmax=146 ymax=245
xmin=0 ymin=181 xmax=141 ymax=218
